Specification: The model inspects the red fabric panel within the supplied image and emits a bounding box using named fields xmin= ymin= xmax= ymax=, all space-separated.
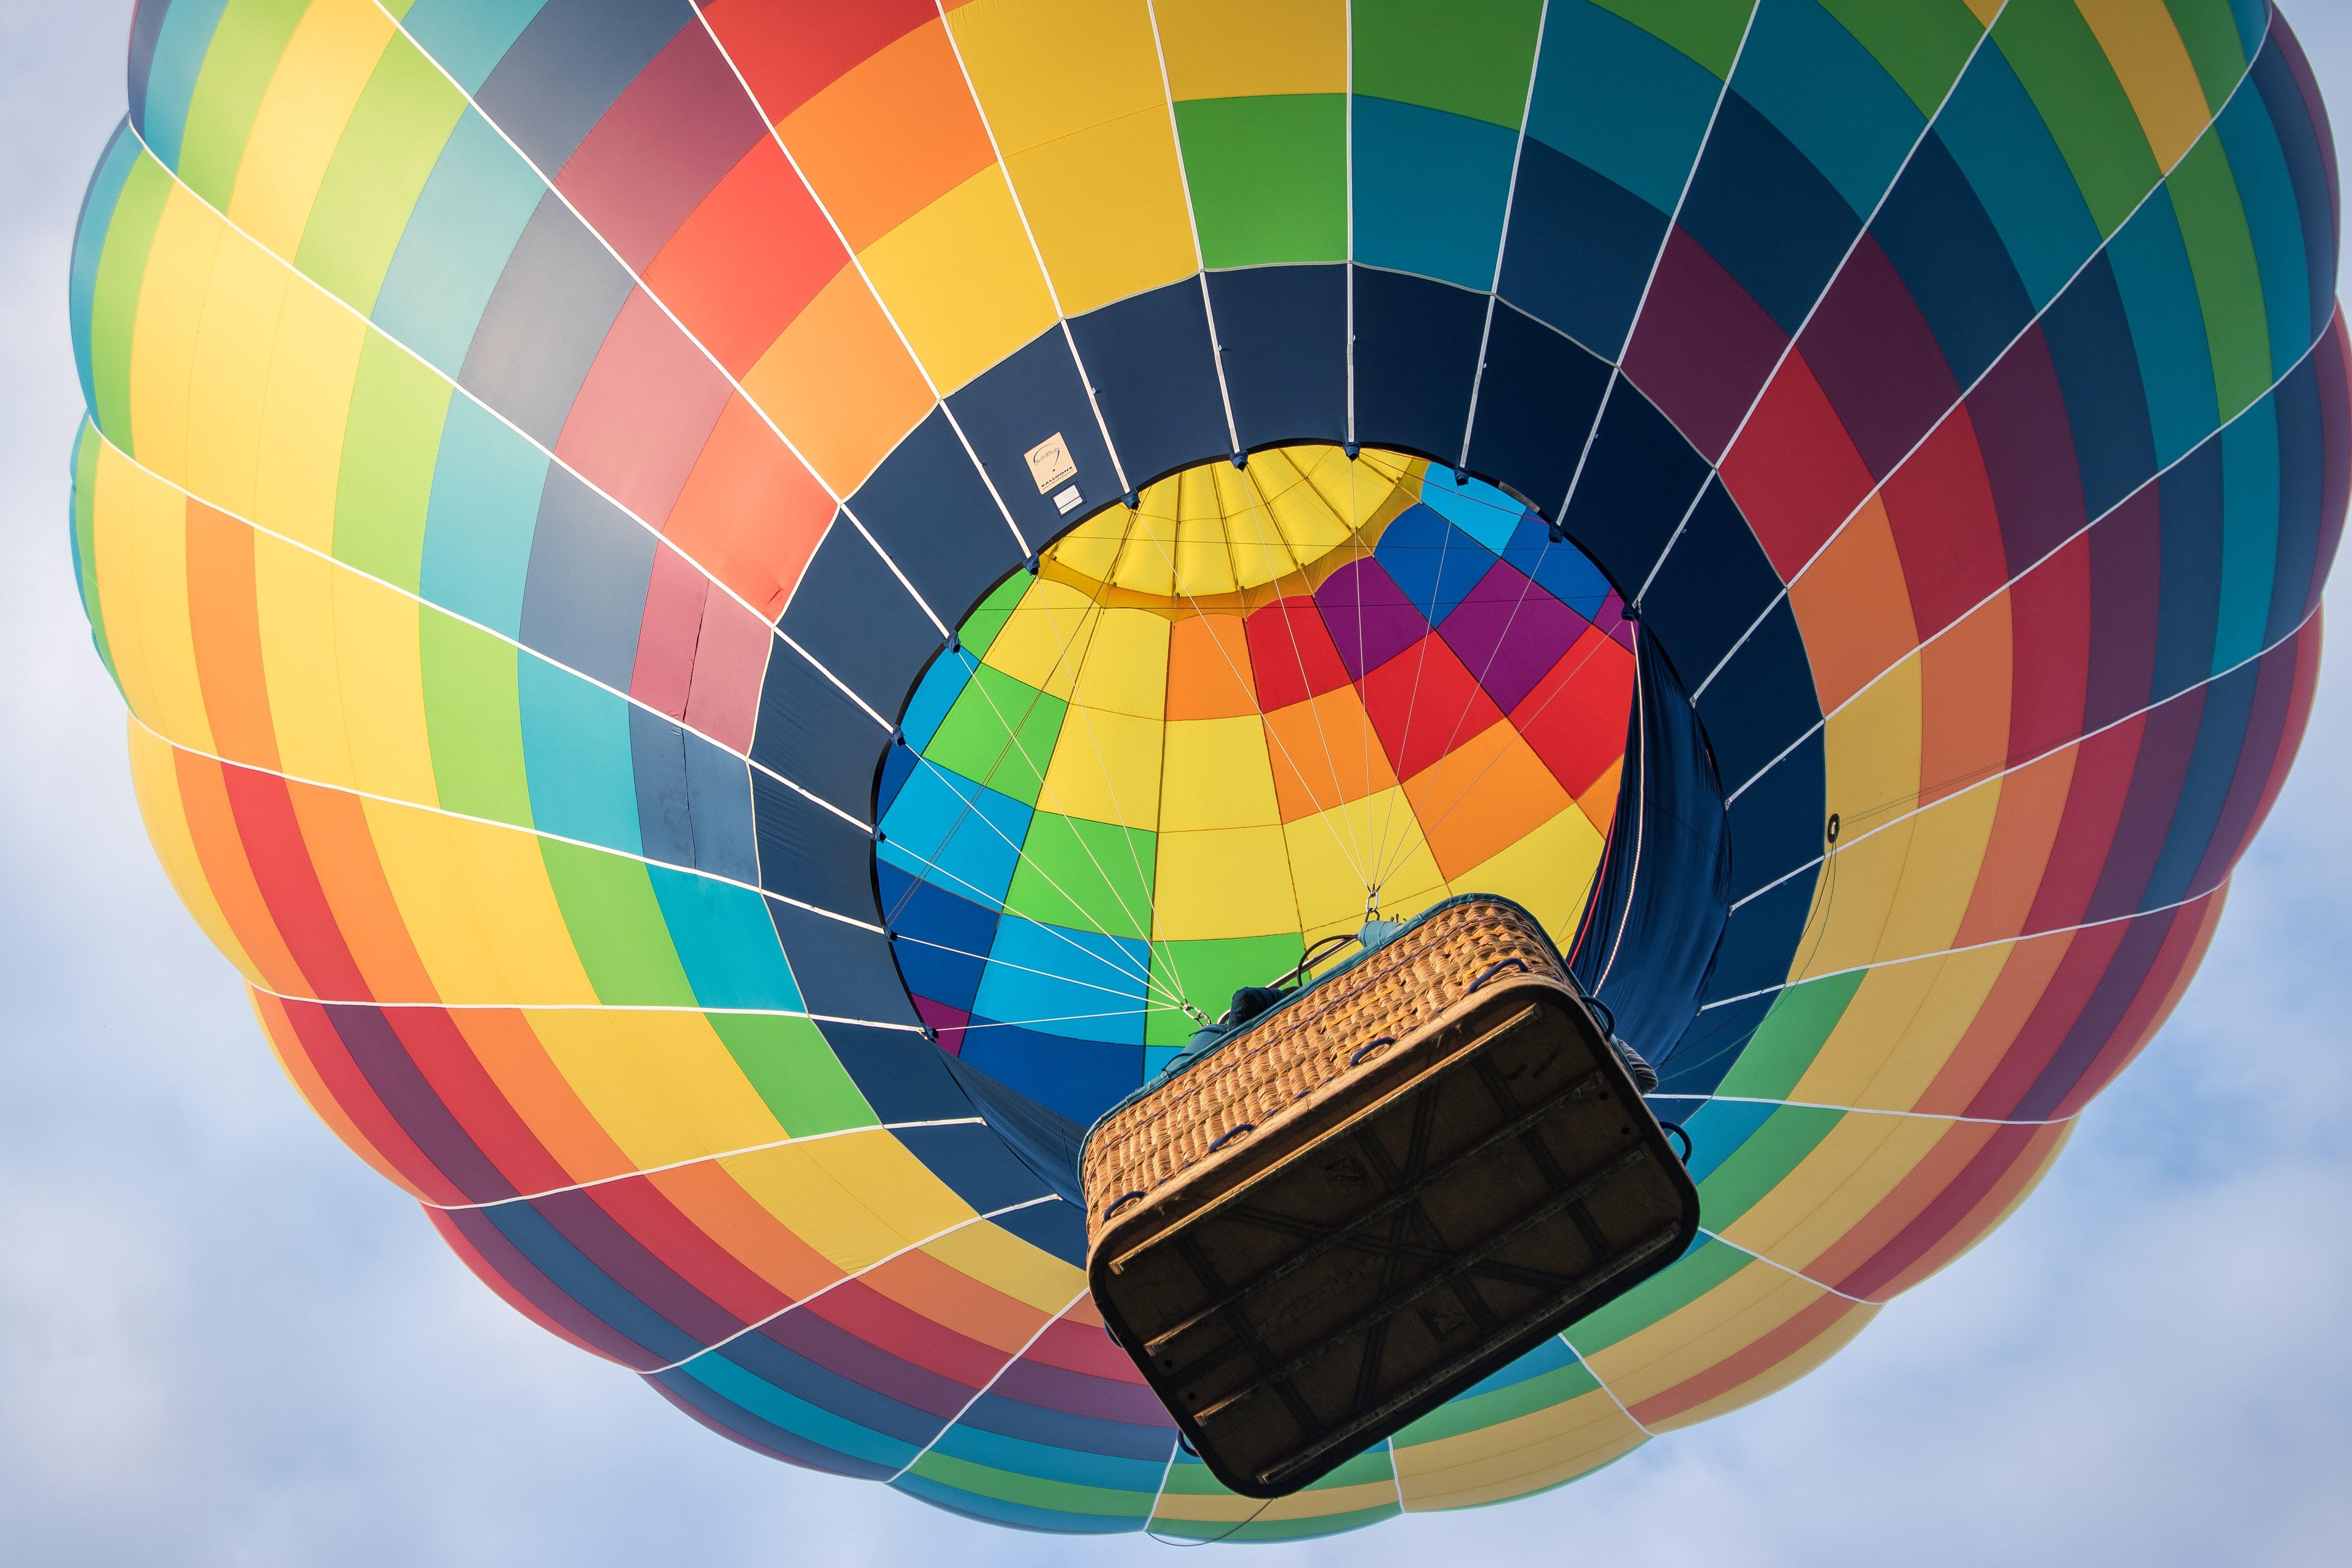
xmin=1721 ymin=351 xmax=1878 ymax=580
xmin=556 ymin=290 xmax=739 ymax=526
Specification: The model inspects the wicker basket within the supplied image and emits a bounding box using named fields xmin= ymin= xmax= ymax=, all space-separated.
xmin=1079 ymin=897 xmax=1698 ymax=1498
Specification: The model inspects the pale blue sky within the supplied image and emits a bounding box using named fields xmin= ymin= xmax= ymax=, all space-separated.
xmin=2 ymin=6 xmax=2347 ymax=1564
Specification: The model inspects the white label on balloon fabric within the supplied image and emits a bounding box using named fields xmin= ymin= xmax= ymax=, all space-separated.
xmin=1026 ymin=432 xmax=1077 ymax=492
xmin=1053 ymin=483 xmax=1083 ymax=515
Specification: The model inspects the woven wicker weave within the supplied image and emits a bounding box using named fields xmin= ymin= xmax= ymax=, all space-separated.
xmin=1080 ymin=898 xmax=1564 ymax=1251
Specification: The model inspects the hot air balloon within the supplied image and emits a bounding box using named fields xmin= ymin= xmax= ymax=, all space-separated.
xmin=67 ymin=0 xmax=2345 ymax=1539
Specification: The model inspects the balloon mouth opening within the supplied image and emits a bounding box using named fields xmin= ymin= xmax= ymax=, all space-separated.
xmin=869 ymin=445 xmax=1642 ymax=1130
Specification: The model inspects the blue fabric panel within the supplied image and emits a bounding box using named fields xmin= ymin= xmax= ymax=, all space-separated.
xmin=2214 ymin=398 xmax=2282 ymax=673
xmin=1524 ymin=0 xmax=1720 ymax=214
xmin=70 ymin=122 xmax=140 ymax=421
xmin=778 ymin=522 xmax=942 ymax=717
xmin=2230 ymin=0 xmax=2270 ymax=55
xmin=682 ymin=735 xmax=759 ymax=884
xmin=2141 ymin=655 xmax=2260 ymax=910
xmin=1734 ymin=0 xmax=1924 ymax=219
xmin=1872 ymin=132 xmax=2036 ymax=388
xmin=2040 ymin=253 xmax=2158 ymax=521
xmin=880 ymin=863 xmax=997 ymax=1011
xmin=1462 ymin=301 xmax=1614 ymax=514
xmin=1069 ymin=281 xmax=1229 ymax=482
xmin=748 ymin=638 xmax=889 ymax=819
xmin=132 ymin=0 xmax=231 ymax=166
xmin=772 ymin=918 xmax=917 ymax=1027
xmin=1445 ymin=1333 xmax=1581 ymax=1403
xmin=517 ymin=654 xmax=639 ymax=852
xmin=627 ymin=702 xmax=694 ymax=867
xmin=1693 ymin=598 xmax=1819 ymax=791
xmin=1676 ymin=92 xmax=1862 ymax=335
xmin=1351 ymin=97 xmax=1519 ymax=290
xmin=401 ymin=0 xmax=552 ymax=93
xmin=972 ymin=918 xmax=1149 ymax=1046
xmin=1375 ymin=506 xmax=1499 ymax=628
xmin=1720 ymin=729 xmax=1826 ymax=905
xmin=898 ymin=648 xmax=976 ymax=756
xmin=1419 ymin=471 xmax=1524 ymax=554
xmin=1675 ymin=1098 xmax=1784 ymax=1185
xmin=459 ymin=192 xmax=633 ymax=446
xmin=1496 ymin=140 xmax=1666 ymax=359
xmin=927 ymin=1419 xmax=1164 ymax=1493
xmin=1350 ymin=267 xmax=1487 ymax=465
xmin=849 ymin=408 xmax=1028 ymax=622
xmin=376 ymin=111 xmax=548 ymax=377
xmin=1937 ymin=44 xmax=2105 ymax=309
xmin=2218 ymin=84 xmax=2316 ymax=378
xmin=945 ymin=330 xmax=1116 ymax=557
xmin=751 ymin=770 xmax=878 ymax=920
xmin=2105 ymin=189 xmax=2223 ymax=466
xmin=519 ymin=466 xmax=655 ymax=690
xmin=646 ymin=864 xmax=804 ymax=1012
xmin=675 ymin=1347 xmax=920 ymax=1472
xmin=1205 ymin=264 xmax=1348 ymax=450
xmin=958 ymin=1022 xmax=1141 ymax=1129
xmin=703 ymin=1324 xmax=945 ymax=1451
xmin=2155 ymin=436 xmax=2225 ymax=704
xmin=1556 ymin=381 xmax=1709 ymax=590
xmin=420 ymin=396 xmax=547 ymax=637
xmin=2249 ymin=42 xmax=2339 ymax=341
xmin=650 ymin=1363 xmax=897 ymax=1480
xmin=954 ymin=1390 xmax=1169 ymax=1464
xmin=1501 ymin=514 xmax=1615 ymax=615
xmin=475 ymin=1200 xmax=702 ymax=1365
xmin=1635 ymin=481 xmax=1782 ymax=677
xmin=2266 ymin=355 xmax=2327 ymax=641
xmin=877 ymin=760 xmax=1029 ymax=909
xmin=473 ymin=0 xmax=687 ymax=174
xmin=876 ymin=731 xmax=918 ymax=818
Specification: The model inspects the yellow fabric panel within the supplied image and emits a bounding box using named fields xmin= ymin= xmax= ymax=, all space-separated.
xmin=1153 ymin=0 xmax=1348 ymax=99
xmin=1153 ymin=1474 xmax=1399 ymax=1523
xmin=1823 ymin=648 xmax=1922 ymax=840
xmin=1153 ymin=825 xmax=1299 ymax=939
xmin=125 ymin=185 xmax=225 ymax=478
xmin=331 ymin=566 xmax=438 ymax=808
xmin=981 ymin=575 xmax=1097 ymax=697
xmin=127 ymin=717 xmax=260 ymax=981
xmin=1580 ymin=1260 xmax=1826 ymax=1405
xmin=226 ymin=0 xmax=395 ymax=256
xmin=119 ymin=460 xmax=212 ymax=753
xmin=1039 ymin=705 xmax=1163 ymax=829
xmin=181 ymin=229 xmax=290 ymax=521
xmin=2074 ymin=0 xmax=2216 ymax=167
xmin=361 ymin=800 xmax=601 ymax=1005
xmin=251 ymin=279 xmax=366 ymax=554
xmin=1159 ymin=716 xmax=1279 ymax=828
xmin=1446 ymin=806 xmax=1604 ymax=940
xmin=1961 ymin=0 xmax=2002 ymax=25
xmin=1719 ymin=1112 xmax=1958 ymax=1271
xmin=87 ymin=447 xmax=165 ymax=737
xmin=857 ymin=165 xmax=1058 ymax=394
xmin=721 ymin=1132 xmax=976 ymax=1275
xmin=1287 ymin=791 xmax=1445 ymax=938
xmin=1646 ymin=1301 xmax=1882 ymax=1432
xmin=946 ymin=0 xmax=1167 ymax=152
xmin=923 ymin=1214 xmax=1088 ymax=1313
xmin=1067 ymin=605 xmax=1170 ymax=718
xmin=1788 ymin=942 xmax=2011 ymax=1111
xmin=1393 ymin=1386 xmax=1644 ymax=1512
xmin=527 ymin=1008 xmax=789 ymax=1173
xmin=252 ymin=533 xmax=356 ymax=789
xmin=1863 ymin=776 xmax=2004 ymax=965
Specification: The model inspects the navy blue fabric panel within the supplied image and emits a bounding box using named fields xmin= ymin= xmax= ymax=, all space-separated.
xmin=1634 ymin=481 xmax=1781 ymax=677
xmin=1206 ymin=264 xmax=1348 ymax=449
xmin=459 ymin=193 xmax=635 ymax=446
xmin=811 ymin=1014 xmax=973 ymax=1117
xmin=750 ymin=771 xmax=877 ymax=918
xmin=1872 ymin=132 xmax=2036 ymax=389
xmin=1676 ymin=91 xmax=1862 ymax=336
xmin=1657 ymin=991 xmax=1775 ymax=1098
xmin=987 ymin=1196 xmax=1087 ymax=1265
xmin=943 ymin=332 xmax=1117 ymax=557
xmin=875 ymin=735 xmax=918 ymax=819
xmin=683 ymin=734 xmax=759 ymax=884
xmin=2253 ymin=40 xmax=2341 ymax=339
xmin=893 ymin=1119 xmax=1068 ymax=1215
xmin=2143 ymin=656 xmax=2261 ymax=909
xmin=1691 ymin=597 xmax=1819 ymax=789
xmin=960 ymin=1024 xmax=1142 ymax=1131
xmin=2040 ymin=253 xmax=2158 ymax=520
xmin=472 ymin=1200 xmax=702 ymax=1364
xmin=847 ymin=409 xmax=1027 ymax=625
xmin=1497 ymin=140 xmax=1667 ymax=359
xmin=957 ymin=1391 xmax=1171 ymax=1459
xmin=1556 ymin=381 xmax=1709 ymax=594
xmin=520 ymin=467 xmax=655 ymax=690
xmin=1721 ymin=724 xmax=1824 ymax=904
xmin=769 ymin=908 xmax=920 ymax=1027
xmin=749 ymin=641 xmax=887 ymax=819
xmin=1069 ymin=281 xmax=1229 ymax=482
xmin=1696 ymin=878 xmax=1814 ymax=1008
xmin=1350 ymin=266 xmax=1486 ymax=462
xmin=779 ymin=522 xmax=942 ymax=716
xmin=1463 ymin=303 xmax=1613 ymax=518
xmin=628 ymin=704 xmax=694 ymax=867
xmin=706 ymin=1319 xmax=946 ymax=1446
xmin=2154 ymin=439 xmax=2225 ymax=703
xmin=2084 ymin=489 xmax=2163 ymax=731
xmin=879 ymin=864 xmax=996 ymax=1009
xmin=474 ymin=0 xmax=688 ymax=174
xmin=647 ymin=1368 xmax=893 ymax=1480
xmin=2269 ymin=355 xmax=2327 ymax=641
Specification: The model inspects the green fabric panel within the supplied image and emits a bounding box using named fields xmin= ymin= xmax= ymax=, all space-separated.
xmin=1586 ymin=0 xmax=1755 ymax=80
xmin=1145 ymin=933 xmax=1304 ymax=1045
xmin=956 ymin=572 xmax=1033 ymax=664
xmin=1175 ymin=95 xmax=1347 ymax=267
xmin=1566 ymin=1236 xmax=1749 ymax=1350
xmin=1992 ymin=0 xmax=2161 ymax=236
xmin=1003 ymin=813 xmax=1156 ymax=941
xmin=708 ymin=1013 xmax=878 ymax=1137
xmin=538 ymin=839 xmax=701 ymax=1007
xmin=2169 ymin=135 xmax=2274 ymax=419
xmin=924 ymin=666 xmax=1067 ymax=806
xmin=2164 ymin=0 xmax=2250 ymax=113
xmin=1223 ymin=1503 xmax=1402 ymax=1542
xmin=1352 ymin=0 xmax=1546 ymax=129
xmin=1715 ymin=970 xmax=1866 ymax=1099
xmin=904 ymin=1451 xmax=1151 ymax=1517
xmin=419 ymin=611 xmax=531 ymax=825
xmin=1392 ymin=1357 xmax=1602 ymax=1445
xmin=1159 ymin=1440 xmax=1394 ymax=1496
xmin=332 ymin=334 xmax=451 ymax=593
xmin=295 ymin=36 xmax=465 ymax=312
xmin=71 ymin=422 xmax=119 ymax=688
xmin=1695 ymin=1104 xmax=1843 ymax=1230
xmin=176 ymin=0 xmax=311 ymax=207
xmin=88 ymin=154 xmax=175 ymax=451
xmin=1815 ymin=0 xmax=1985 ymax=116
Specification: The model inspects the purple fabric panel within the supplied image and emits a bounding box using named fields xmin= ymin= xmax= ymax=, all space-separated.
xmin=2083 ymin=686 xmax=2207 ymax=924
xmin=440 ymin=1205 xmax=661 ymax=1367
xmin=2011 ymin=906 xmax=2182 ymax=1123
xmin=1796 ymin=234 xmax=1960 ymax=478
xmin=2082 ymin=486 xmax=2163 ymax=729
xmin=1968 ymin=325 xmax=2089 ymax=576
xmin=528 ymin=1185 xmax=750 ymax=1350
xmin=1317 ymin=557 xmax=1431 ymax=681
xmin=757 ymin=1304 xmax=974 ymax=1421
xmin=1438 ymin=562 xmax=1587 ymax=714
xmin=322 ymin=1003 xmax=516 ymax=1202
xmin=987 ymin=1355 xmax=1174 ymax=1428
xmin=1622 ymin=227 xmax=1790 ymax=461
